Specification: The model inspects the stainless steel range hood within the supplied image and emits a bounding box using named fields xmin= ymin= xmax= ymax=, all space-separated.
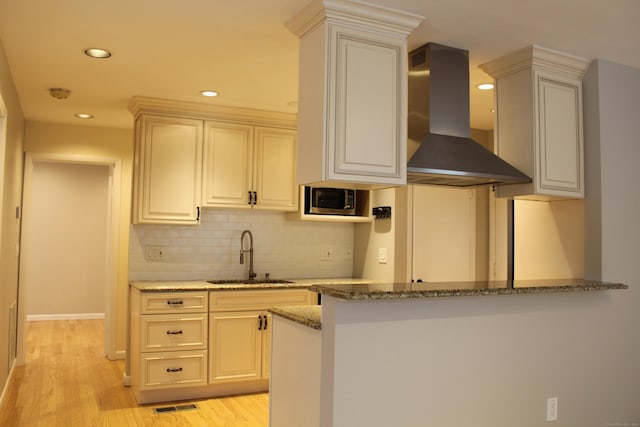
xmin=407 ymin=43 xmax=530 ymax=187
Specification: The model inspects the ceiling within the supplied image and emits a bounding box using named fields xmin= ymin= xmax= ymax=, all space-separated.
xmin=0 ymin=0 xmax=638 ymax=131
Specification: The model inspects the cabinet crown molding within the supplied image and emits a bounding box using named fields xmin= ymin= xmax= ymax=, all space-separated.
xmin=128 ymin=96 xmax=297 ymax=129
xmin=286 ymin=0 xmax=423 ymax=39
xmin=480 ymin=45 xmax=590 ymax=79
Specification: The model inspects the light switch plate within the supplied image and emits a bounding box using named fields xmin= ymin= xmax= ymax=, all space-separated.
xmin=378 ymin=248 xmax=388 ymax=264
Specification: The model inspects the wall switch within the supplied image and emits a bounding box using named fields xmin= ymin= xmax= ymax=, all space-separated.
xmin=546 ymin=397 xmax=558 ymax=421
xmin=378 ymin=247 xmax=388 ymax=264
xmin=144 ymin=246 xmax=165 ymax=261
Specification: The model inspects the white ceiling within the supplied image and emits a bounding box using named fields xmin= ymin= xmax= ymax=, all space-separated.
xmin=0 ymin=0 xmax=638 ymax=131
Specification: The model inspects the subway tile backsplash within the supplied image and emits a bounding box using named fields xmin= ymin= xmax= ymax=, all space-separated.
xmin=128 ymin=208 xmax=355 ymax=281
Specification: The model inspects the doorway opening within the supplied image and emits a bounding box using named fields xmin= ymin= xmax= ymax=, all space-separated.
xmin=17 ymin=153 xmax=122 ymax=363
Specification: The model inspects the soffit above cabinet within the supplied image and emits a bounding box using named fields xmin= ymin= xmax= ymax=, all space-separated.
xmin=128 ymin=96 xmax=297 ymax=129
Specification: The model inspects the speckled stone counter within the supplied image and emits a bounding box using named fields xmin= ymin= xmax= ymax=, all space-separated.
xmin=129 ymin=277 xmax=370 ymax=292
xmin=270 ymin=305 xmax=322 ymax=330
xmin=309 ymin=279 xmax=627 ymax=301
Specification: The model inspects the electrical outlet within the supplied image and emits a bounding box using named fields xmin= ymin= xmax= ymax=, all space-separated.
xmin=144 ymin=246 xmax=165 ymax=261
xmin=378 ymin=247 xmax=388 ymax=264
xmin=546 ymin=397 xmax=558 ymax=421
xmin=320 ymin=247 xmax=333 ymax=260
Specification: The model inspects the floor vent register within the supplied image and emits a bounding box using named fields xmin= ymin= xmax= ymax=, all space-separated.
xmin=153 ymin=403 xmax=199 ymax=414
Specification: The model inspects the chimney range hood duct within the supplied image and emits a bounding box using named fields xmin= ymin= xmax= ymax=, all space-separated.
xmin=407 ymin=43 xmax=530 ymax=187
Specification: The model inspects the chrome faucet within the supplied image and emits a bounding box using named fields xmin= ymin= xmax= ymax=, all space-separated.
xmin=240 ymin=230 xmax=256 ymax=281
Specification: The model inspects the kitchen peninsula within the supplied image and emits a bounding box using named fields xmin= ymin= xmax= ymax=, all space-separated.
xmin=269 ymin=279 xmax=626 ymax=427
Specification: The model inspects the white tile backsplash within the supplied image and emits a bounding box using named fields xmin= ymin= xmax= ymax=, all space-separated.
xmin=128 ymin=208 xmax=355 ymax=281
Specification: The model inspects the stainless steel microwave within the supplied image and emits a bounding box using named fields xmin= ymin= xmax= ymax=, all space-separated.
xmin=304 ymin=187 xmax=356 ymax=215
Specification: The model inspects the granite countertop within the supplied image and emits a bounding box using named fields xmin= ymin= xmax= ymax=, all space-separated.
xmin=309 ymin=279 xmax=627 ymax=301
xmin=129 ymin=277 xmax=371 ymax=292
xmin=269 ymin=305 xmax=322 ymax=330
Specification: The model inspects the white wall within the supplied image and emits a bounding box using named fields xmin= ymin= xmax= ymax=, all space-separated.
xmin=0 ymin=37 xmax=25 ymax=399
xmin=24 ymin=162 xmax=109 ymax=317
xmin=320 ymin=290 xmax=631 ymax=427
xmin=129 ymin=209 xmax=355 ymax=281
xmin=514 ymin=198 xmax=584 ymax=279
xmin=353 ymin=188 xmax=398 ymax=282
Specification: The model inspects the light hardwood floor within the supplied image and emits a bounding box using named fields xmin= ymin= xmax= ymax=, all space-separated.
xmin=0 ymin=319 xmax=270 ymax=426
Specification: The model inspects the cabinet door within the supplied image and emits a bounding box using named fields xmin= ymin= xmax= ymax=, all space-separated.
xmin=209 ymin=311 xmax=262 ymax=383
xmin=202 ymin=121 xmax=254 ymax=208
xmin=253 ymin=127 xmax=297 ymax=210
xmin=328 ymin=25 xmax=405 ymax=184
xmin=535 ymin=71 xmax=584 ymax=196
xmin=261 ymin=313 xmax=272 ymax=379
xmin=135 ymin=115 xmax=203 ymax=224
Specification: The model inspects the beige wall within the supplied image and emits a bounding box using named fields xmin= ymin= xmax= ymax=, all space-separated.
xmin=24 ymin=121 xmax=133 ymax=356
xmin=354 ymin=187 xmax=400 ymax=282
xmin=24 ymin=162 xmax=110 ymax=316
xmin=0 ymin=39 xmax=25 ymax=397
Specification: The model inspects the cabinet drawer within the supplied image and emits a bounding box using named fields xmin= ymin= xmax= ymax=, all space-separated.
xmin=140 ymin=291 xmax=208 ymax=314
xmin=140 ymin=349 xmax=208 ymax=390
xmin=210 ymin=289 xmax=312 ymax=311
xmin=141 ymin=314 xmax=207 ymax=352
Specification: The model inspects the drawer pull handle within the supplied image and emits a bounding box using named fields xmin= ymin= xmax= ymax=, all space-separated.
xmin=167 ymin=300 xmax=184 ymax=306
xmin=258 ymin=315 xmax=263 ymax=331
xmin=166 ymin=367 xmax=183 ymax=373
xmin=166 ymin=330 xmax=183 ymax=335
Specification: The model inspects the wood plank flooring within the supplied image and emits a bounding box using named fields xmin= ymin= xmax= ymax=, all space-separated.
xmin=0 ymin=319 xmax=269 ymax=426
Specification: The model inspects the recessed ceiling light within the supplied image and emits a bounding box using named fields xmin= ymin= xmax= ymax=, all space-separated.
xmin=84 ymin=48 xmax=112 ymax=59
xmin=74 ymin=113 xmax=94 ymax=119
xmin=477 ymin=83 xmax=494 ymax=90
xmin=201 ymin=90 xmax=219 ymax=97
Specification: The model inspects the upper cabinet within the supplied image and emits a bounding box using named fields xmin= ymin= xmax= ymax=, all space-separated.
xmin=481 ymin=46 xmax=589 ymax=200
xmin=133 ymin=114 xmax=203 ymax=224
xmin=129 ymin=97 xmax=298 ymax=224
xmin=202 ymin=123 xmax=297 ymax=211
xmin=286 ymin=0 xmax=423 ymax=188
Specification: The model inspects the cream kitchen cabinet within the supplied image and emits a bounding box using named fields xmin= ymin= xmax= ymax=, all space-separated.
xmin=209 ymin=311 xmax=271 ymax=383
xmin=202 ymin=122 xmax=297 ymax=210
xmin=208 ymin=289 xmax=313 ymax=385
xmin=287 ymin=0 xmax=422 ymax=188
xmin=480 ymin=45 xmax=589 ymax=200
xmin=129 ymin=289 xmax=209 ymax=403
xmin=132 ymin=115 xmax=203 ymax=224
xmin=129 ymin=97 xmax=299 ymax=223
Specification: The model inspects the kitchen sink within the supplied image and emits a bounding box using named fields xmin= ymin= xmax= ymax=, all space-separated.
xmin=206 ymin=279 xmax=294 ymax=285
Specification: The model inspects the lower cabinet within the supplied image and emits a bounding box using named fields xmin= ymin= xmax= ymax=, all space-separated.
xmin=140 ymin=349 xmax=208 ymax=389
xmin=129 ymin=286 xmax=312 ymax=404
xmin=209 ymin=311 xmax=271 ymax=383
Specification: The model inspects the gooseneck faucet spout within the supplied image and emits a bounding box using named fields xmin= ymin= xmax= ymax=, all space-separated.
xmin=240 ymin=230 xmax=256 ymax=281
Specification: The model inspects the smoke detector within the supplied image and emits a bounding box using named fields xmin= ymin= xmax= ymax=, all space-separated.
xmin=49 ymin=88 xmax=71 ymax=100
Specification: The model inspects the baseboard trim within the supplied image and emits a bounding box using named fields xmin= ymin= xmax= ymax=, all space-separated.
xmin=26 ymin=313 xmax=105 ymax=321
xmin=0 ymin=359 xmax=16 ymax=415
